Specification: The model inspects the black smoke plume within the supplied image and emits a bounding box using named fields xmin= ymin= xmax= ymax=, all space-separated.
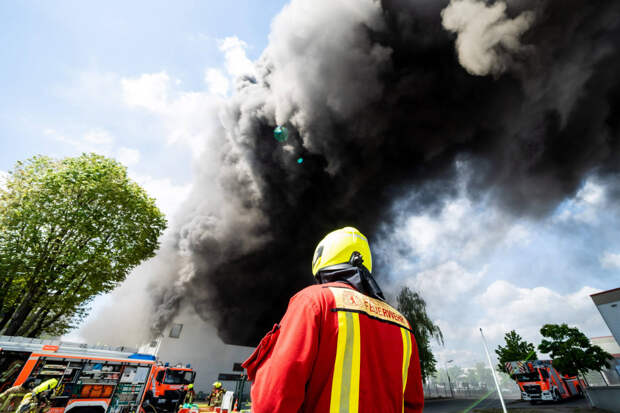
xmin=150 ymin=0 xmax=620 ymax=346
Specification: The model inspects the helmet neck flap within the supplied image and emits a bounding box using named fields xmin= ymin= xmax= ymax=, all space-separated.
xmin=316 ymin=263 xmax=385 ymax=301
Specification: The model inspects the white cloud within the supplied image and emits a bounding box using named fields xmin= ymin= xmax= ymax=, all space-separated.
xmin=555 ymin=179 xmax=607 ymax=224
xmin=121 ymin=71 xmax=222 ymax=155
xmin=116 ymin=147 xmax=141 ymax=166
xmin=205 ymin=68 xmax=230 ymax=96
xmin=122 ymin=72 xmax=172 ymax=113
xmin=129 ymin=172 xmax=191 ymax=219
xmin=218 ymin=36 xmax=256 ymax=79
xmin=600 ymin=251 xmax=620 ymax=269
xmin=388 ymin=194 xmax=526 ymax=270
xmin=477 ymin=281 xmax=607 ymax=344
xmin=409 ymin=261 xmax=486 ymax=307
xmin=578 ymin=180 xmax=605 ymax=205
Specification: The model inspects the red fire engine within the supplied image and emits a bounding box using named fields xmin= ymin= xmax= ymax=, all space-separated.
xmin=0 ymin=336 xmax=194 ymax=413
xmin=506 ymin=360 xmax=585 ymax=403
xmin=141 ymin=364 xmax=195 ymax=413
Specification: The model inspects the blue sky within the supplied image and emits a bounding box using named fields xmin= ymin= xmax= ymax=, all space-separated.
xmin=2 ymin=0 xmax=618 ymax=368
xmin=0 ymin=0 xmax=285 ymax=185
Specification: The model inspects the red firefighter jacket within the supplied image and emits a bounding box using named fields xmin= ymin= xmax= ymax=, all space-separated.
xmin=242 ymin=281 xmax=424 ymax=413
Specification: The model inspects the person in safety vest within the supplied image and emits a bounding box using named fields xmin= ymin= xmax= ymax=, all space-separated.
xmin=206 ymin=382 xmax=224 ymax=407
xmin=183 ymin=384 xmax=195 ymax=404
xmin=242 ymin=227 xmax=423 ymax=413
xmin=16 ymin=378 xmax=58 ymax=413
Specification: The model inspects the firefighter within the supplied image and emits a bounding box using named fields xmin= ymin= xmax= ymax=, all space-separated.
xmin=206 ymin=382 xmax=224 ymax=407
xmin=0 ymin=378 xmax=35 ymax=408
xmin=242 ymin=227 xmax=424 ymax=413
xmin=183 ymin=384 xmax=195 ymax=404
xmin=16 ymin=378 xmax=58 ymax=413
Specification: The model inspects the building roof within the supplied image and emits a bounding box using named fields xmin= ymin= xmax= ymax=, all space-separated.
xmin=591 ymin=287 xmax=620 ymax=305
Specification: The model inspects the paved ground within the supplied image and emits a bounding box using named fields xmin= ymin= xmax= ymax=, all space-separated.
xmin=423 ymin=396 xmax=594 ymax=413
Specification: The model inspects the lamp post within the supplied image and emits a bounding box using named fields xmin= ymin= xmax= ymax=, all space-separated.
xmin=445 ymin=359 xmax=455 ymax=398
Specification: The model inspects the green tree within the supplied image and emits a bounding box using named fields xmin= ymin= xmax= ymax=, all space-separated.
xmin=435 ymin=364 xmax=463 ymax=385
xmin=396 ymin=286 xmax=443 ymax=381
xmin=538 ymin=323 xmax=613 ymax=377
xmin=0 ymin=154 xmax=166 ymax=337
xmin=495 ymin=330 xmax=538 ymax=374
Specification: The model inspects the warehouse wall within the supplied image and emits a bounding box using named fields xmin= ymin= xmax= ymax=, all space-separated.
xmin=154 ymin=306 xmax=255 ymax=395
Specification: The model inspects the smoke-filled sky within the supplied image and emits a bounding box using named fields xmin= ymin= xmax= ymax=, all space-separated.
xmin=3 ymin=0 xmax=620 ymax=367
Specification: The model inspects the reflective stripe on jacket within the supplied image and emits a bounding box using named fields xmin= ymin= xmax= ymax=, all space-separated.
xmin=243 ymin=282 xmax=424 ymax=413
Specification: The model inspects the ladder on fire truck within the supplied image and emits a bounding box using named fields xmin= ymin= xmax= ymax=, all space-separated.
xmin=0 ymin=335 xmax=147 ymax=360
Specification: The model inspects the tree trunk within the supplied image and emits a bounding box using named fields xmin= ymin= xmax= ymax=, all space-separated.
xmin=2 ymin=289 xmax=38 ymax=336
xmin=29 ymin=310 xmax=67 ymax=337
xmin=23 ymin=308 xmax=51 ymax=337
xmin=23 ymin=272 xmax=89 ymax=337
xmin=0 ymin=302 xmax=18 ymax=331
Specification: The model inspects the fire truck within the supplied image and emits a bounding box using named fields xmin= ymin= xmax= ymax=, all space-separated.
xmin=0 ymin=336 xmax=194 ymax=413
xmin=506 ymin=360 xmax=585 ymax=403
xmin=141 ymin=364 xmax=195 ymax=413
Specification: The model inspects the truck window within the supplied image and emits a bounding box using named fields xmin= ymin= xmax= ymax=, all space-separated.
xmin=163 ymin=369 xmax=193 ymax=385
xmin=539 ymin=368 xmax=549 ymax=379
xmin=514 ymin=372 xmax=539 ymax=382
xmin=185 ymin=371 xmax=195 ymax=384
xmin=156 ymin=371 xmax=165 ymax=383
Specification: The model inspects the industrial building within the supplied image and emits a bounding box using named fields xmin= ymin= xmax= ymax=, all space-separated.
xmin=590 ymin=288 xmax=620 ymax=385
xmin=591 ymin=287 xmax=620 ymax=344
xmin=588 ymin=287 xmax=620 ymax=412
xmin=141 ymin=306 xmax=255 ymax=396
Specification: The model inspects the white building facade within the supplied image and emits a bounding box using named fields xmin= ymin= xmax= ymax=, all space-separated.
xmin=590 ymin=288 xmax=620 ymax=385
xmin=143 ymin=306 xmax=255 ymax=395
xmin=591 ymin=288 xmax=620 ymax=344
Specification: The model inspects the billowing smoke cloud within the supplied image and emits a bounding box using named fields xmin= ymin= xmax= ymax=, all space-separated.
xmin=146 ymin=0 xmax=620 ymax=346
xmin=441 ymin=0 xmax=535 ymax=76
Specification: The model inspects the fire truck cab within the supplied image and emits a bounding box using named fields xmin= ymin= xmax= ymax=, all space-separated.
xmin=506 ymin=360 xmax=584 ymax=403
xmin=141 ymin=364 xmax=195 ymax=413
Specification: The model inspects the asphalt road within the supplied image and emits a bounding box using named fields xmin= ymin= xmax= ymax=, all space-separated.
xmin=423 ymin=396 xmax=590 ymax=412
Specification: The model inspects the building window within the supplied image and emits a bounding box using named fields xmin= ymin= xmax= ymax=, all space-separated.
xmin=169 ymin=323 xmax=183 ymax=339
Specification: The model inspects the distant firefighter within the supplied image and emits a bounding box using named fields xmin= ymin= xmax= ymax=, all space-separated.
xmin=206 ymin=382 xmax=224 ymax=407
xmin=243 ymin=227 xmax=424 ymax=413
xmin=183 ymin=383 xmax=195 ymax=404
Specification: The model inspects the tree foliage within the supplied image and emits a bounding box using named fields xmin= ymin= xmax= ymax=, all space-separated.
xmin=396 ymin=286 xmax=443 ymax=381
xmin=538 ymin=323 xmax=613 ymax=376
xmin=495 ymin=330 xmax=538 ymax=374
xmin=0 ymin=154 xmax=166 ymax=337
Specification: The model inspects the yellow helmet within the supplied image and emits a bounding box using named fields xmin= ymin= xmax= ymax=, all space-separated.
xmin=188 ymin=384 xmax=193 ymax=390
xmin=312 ymin=227 xmax=372 ymax=276
xmin=213 ymin=381 xmax=222 ymax=388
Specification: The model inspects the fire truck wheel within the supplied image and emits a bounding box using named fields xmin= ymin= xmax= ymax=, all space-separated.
xmin=553 ymin=389 xmax=562 ymax=402
xmin=577 ymin=386 xmax=584 ymax=398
